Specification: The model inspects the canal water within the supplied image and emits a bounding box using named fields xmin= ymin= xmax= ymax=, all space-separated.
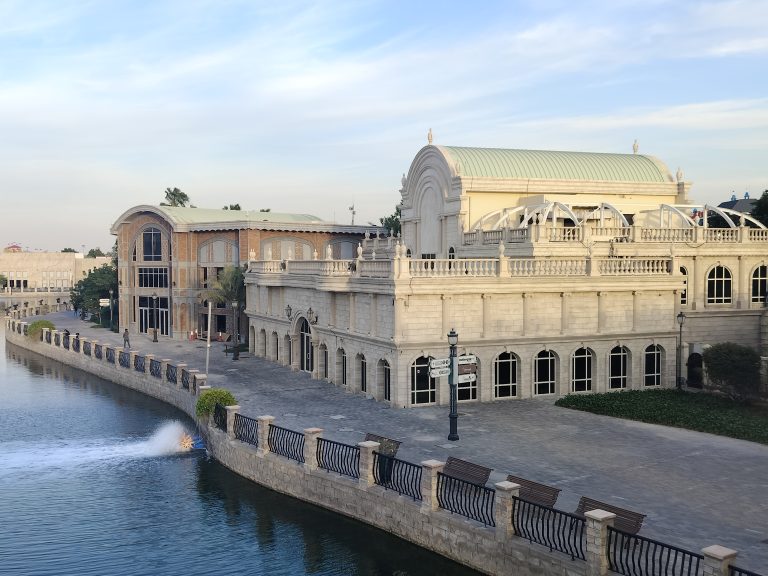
xmin=0 ymin=330 xmax=480 ymax=576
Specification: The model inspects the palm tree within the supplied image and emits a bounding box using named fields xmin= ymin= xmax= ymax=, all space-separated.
xmin=204 ymin=266 xmax=245 ymax=360
xmin=160 ymin=187 xmax=190 ymax=207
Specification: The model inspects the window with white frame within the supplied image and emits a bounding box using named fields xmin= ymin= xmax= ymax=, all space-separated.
xmin=142 ymin=228 xmax=163 ymax=262
xmin=751 ymin=265 xmax=767 ymax=304
xmin=379 ymin=359 xmax=391 ymax=401
xmin=493 ymin=352 xmax=518 ymax=398
xmin=411 ymin=356 xmax=435 ymax=404
xmin=644 ymin=345 xmax=663 ymax=386
xmin=571 ymin=347 xmax=594 ymax=392
xmin=679 ymin=267 xmax=688 ymax=305
xmin=609 ymin=346 xmax=629 ymax=389
xmin=706 ymin=266 xmax=732 ymax=304
xmin=534 ymin=350 xmax=557 ymax=395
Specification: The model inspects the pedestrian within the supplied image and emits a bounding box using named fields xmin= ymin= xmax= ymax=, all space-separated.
xmin=123 ymin=328 xmax=130 ymax=349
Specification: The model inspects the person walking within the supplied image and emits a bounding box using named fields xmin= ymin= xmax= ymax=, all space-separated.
xmin=123 ymin=329 xmax=130 ymax=349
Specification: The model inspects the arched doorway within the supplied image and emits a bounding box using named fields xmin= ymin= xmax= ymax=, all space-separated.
xmin=687 ymin=353 xmax=703 ymax=388
xmin=299 ymin=318 xmax=313 ymax=372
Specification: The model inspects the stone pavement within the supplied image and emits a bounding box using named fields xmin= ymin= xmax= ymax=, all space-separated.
xmin=35 ymin=312 xmax=768 ymax=571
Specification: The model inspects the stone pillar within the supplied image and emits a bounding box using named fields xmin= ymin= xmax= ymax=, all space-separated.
xmin=195 ymin=374 xmax=208 ymax=395
xmin=176 ymin=363 xmax=187 ymax=389
xmin=349 ymin=293 xmax=356 ymax=334
xmin=632 ymin=291 xmax=639 ymax=332
xmin=522 ymin=293 xmax=532 ymax=336
xmin=357 ymin=440 xmax=380 ymax=488
xmin=225 ymin=405 xmax=240 ymax=441
xmin=129 ymin=351 xmax=139 ymax=370
xmin=701 ymin=545 xmax=738 ymax=576
xmin=420 ymin=460 xmax=445 ymax=513
xmin=585 ymin=509 xmax=615 ymax=576
xmin=493 ymin=481 xmax=520 ymax=541
xmin=596 ymin=292 xmax=604 ymax=334
xmin=161 ymin=359 xmax=171 ymax=383
xmin=303 ymin=427 xmax=323 ymax=472
xmin=256 ymin=415 xmax=274 ymax=457
xmin=441 ymin=294 xmax=450 ymax=336
xmin=188 ymin=369 xmax=200 ymax=394
xmin=481 ymin=293 xmax=489 ymax=338
xmin=560 ymin=292 xmax=570 ymax=335
xmin=145 ymin=354 xmax=154 ymax=374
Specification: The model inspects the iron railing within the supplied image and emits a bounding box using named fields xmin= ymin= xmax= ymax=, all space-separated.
xmin=213 ymin=403 xmax=227 ymax=432
xmin=94 ymin=344 xmax=102 ymax=360
xmin=72 ymin=338 xmax=80 ymax=353
xmin=83 ymin=341 xmax=91 ymax=356
xmin=118 ymin=350 xmax=130 ymax=368
xmin=233 ymin=413 xmax=259 ymax=447
xmin=436 ymin=472 xmax=495 ymax=526
xmin=372 ymin=452 xmax=422 ymax=500
xmin=63 ymin=334 xmax=70 ymax=350
xmin=181 ymin=369 xmax=190 ymax=390
xmin=166 ymin=364 xmax=177 ymax=384
xmin=54 ymin=333 xmax=60 ymax=346
xmin=607 ymin=526 xmax=703 ymax=576
xmin=730 ymin=566 xmax=764 ymax=576
xmin=45 ymin=331 xmax=51 ymax=344
xmin=268 ymin=424 xmax=305 ymax=463
xmin=150 ymin=359 xmax=162 ymax=379
xmin=106 ymin=347 xmax=115 ymax=364
xmin=512 ymin=496 xmax=586 ymax=561
xmin=316 ymin=438 xmax=360 ymax=479
xmin=134 ymin=354 xmax=145 ymax=373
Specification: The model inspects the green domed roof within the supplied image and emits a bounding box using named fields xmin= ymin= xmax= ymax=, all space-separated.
xmin=438 ymin=146 xmax=672 ymax=183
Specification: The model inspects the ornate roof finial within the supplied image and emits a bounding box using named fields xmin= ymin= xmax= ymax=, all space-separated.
xmin=427 ymin=128 xmax=433 ymax=145
xmin=401 ymin=173 xmax=407 ymax=189
xmin=632 ymin=139 xmax=639 ymax=154
xmin=676 ymin=167 xmax=683 ymax=182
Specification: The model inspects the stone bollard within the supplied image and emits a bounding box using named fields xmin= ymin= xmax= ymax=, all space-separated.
xmin=357 ymin=441 xmax=380 ymax=488
xmin=42 ymin=327 xmax=50 ymax=344
xmin=195 ymin=374 xmax=208 ymax=395
xmin=256 ymin=416 xmax=274 ymax=457
xmin=419 ymin=460 xmax=445 ymax=513
xmin=225 ymin=405 xmax=240 ymax=441
xmin=145 ymin=354 xmax=154 ymax=374
xmin=585 ymin=509 xmax=615 ymax=576
xmin=493 ymin=481 xmax=520 ymax=541
xmin=701 ymin=545 xmax=738 ymax=576
xmin=176 ymin=363 xmax=187 ymax=389
xmin=160 ymin=359 xmax=171 ymax=384
xmin=188 ymin=369 xmax=200 ymax=394
xmin=128 ymin=351 xmax=139 ymax=370
xmin=303 ymin=428 xmax=323 ymax=472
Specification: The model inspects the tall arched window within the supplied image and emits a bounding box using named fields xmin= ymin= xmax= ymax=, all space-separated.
xmin=534 ymin=350 xmax=557 ymax=395
xmin=751 ymin=265 xmax=767 ymax=304
xmin=707 ymin=266 xmax=732 ymax=304
xmin=609 ymin=346 xmax=629 ymax=389
xmin=410 ymin=356 xmax=435 ymax=405
xmin=378 ymin=360 xmax=391 ymax=401
xmin=336 ymin=348 xmax=347 ymax=386
xmin=644 ymin=345 xmax=663 ymax=386
xmin=357 ymin=354 xmax=367 ymax=392
xmin=571 ymin=348 xmax=594 ymax=392
xmin=142 ymin=227 xmax=163 ymax=261
xmin=493 ymin=352 xmax=518 ymax=398
xmin=679 ymin=267 xmax=688 ymax=305
xmin=299 ymin=318 xmax=313 ymax=372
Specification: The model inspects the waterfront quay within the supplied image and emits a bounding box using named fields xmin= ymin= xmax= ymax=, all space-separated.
xmin=9 ymin=311 xmax=768 ymax=574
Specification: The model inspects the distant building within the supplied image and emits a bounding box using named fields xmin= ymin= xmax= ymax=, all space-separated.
xmin=718 ymin=191 xmax=756 ymax=215
xmin=0 ymin=250 xmax=110 ymax=292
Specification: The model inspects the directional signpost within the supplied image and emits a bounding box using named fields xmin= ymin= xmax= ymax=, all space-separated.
xmin=98 ymin=298 xmax=110 ymax=307
xmin=429 ymin=367 xmax=451 ymax=378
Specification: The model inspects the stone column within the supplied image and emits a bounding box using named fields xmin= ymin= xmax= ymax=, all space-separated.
xmin=225 ymin=405 xmax=240 ymax=441
xmin=420 ymin=460 xmax=445 ymax=513
xmin=256 ymin=415 xmax=274 ymax=457
xmin=585 ymin=509 xmax=615 ymax=576
xmin=195 ymin=374 xmax=208 ymax=395
xmin=632 ymin=291 xmax=639 ymax=332
xmin=161 ymin=359 xmax=171 ymax=384
xmin=188 ymin=369 xmax=200 ymax=394
xmin=560 ymin=292 xmax=570 ymax=335
xmin=481 ymin=293 xmax=489 ymax=338
xmin=357 ymin=440 xmax=380 ymax=488
xmin=145 ymin=354 xmax=154 ymax=374
xmin=129 ymin=351 xmax=139 ymax=370
xmin=522 ymin=293 xmax=532 ymax=336
xmin=596 ymin=292 xmax=604 ymax=334
xmin=493 ymin=481 xmax=520 ymax=541
xmin=176 ymin=363 xmax=187 ymax=389
xmin=701 ymin=545 xmax=738 ymax=576
xmin=303 ymin=428 xmax=323 ymax=472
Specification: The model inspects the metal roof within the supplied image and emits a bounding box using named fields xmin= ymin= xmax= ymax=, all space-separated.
xmin=437 ymin=146 xmax=673 ymax=183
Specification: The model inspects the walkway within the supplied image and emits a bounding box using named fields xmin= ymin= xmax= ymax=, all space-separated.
xmin=25 ymin=312 xmax=768 ymax=571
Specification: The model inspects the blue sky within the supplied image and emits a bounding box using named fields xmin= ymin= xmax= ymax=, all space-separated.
xmin=1 ymin=0 xmax=766 ymax=252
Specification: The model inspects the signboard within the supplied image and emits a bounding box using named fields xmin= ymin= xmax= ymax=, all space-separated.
xmin=430 ymin=358 xmax=451 ymax=369
xmin=457 ymin=373 xmax=477 ymax=384
xmin=458 ymin=354 xmax=477 ymax=365
xmin=429 ymin=367 xmax=451 ymax=378
xmin=458 ymin=363 xmax=477 ymax=375
xmin=99 ymin=299 xmax=110 ymax=306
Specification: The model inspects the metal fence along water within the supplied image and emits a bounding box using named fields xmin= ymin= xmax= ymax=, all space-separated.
xmin=316 ymin=438 xmax=360 ymax=479
xmin=607 ymin=526 xmax=703 ymax=576
xmin=233 ymin=413 xmax=259 ymax=447
xmin=436 ymin=472 xmax=495 ymax=526
xmin=511 ymin=496 xmax=586 ymax=561
xmin=268 ymin=424 xmax=305 ymax=463
xmin=372 ymin=452 xmax=422 ymax=500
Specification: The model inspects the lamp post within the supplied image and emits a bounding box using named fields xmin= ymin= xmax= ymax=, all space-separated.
xmin=109 ymin=288 xmax=114 ymax=331
xmin=447 ymin=328 xmax=459 ymax=441
xmin=676 ymin=311 xmax=686 ymax=389
xmin=152 ymin=292 xmax=158 ymax=343
xmin=232 ymin=300 xmax=240 ymax=361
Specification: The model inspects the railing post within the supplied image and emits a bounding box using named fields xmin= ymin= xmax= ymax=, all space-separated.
xmin=42 ymin=327 xmax=50 ymax=344
xmin=303 ymin=428 xmax=323 ymax=472
xmin=129 ymin=351 xmax=138 ymax=369
xmin=225 ymin=405 xmax=240 ymax=441
xmin=585 ymin=509 xmax=615 ymax=576
xmin=161 ymin=359 xmax=171 ymax=383
xmin=701 ymin=545 xmax=738 ymax=576
xmin=176 ymin=363 xmax=187 ymax=389
xmin=419 ymin=459 xmax=445 ymax=513
xmin=144 ymin=354 xmax=154 ymax=374
xmin=256 ymin=416 xmax=274 ymax=457
xmin=493 ymin=481 xmax=520 ymax=540
xmin=188 ymin=369 xmax=199 ymax=394
xmin=195 ymin=374 xmax=207 ymax=395
xmin=357 ymin=440 xmax=380 ymax=488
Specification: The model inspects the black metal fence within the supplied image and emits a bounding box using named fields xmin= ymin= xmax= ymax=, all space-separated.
xmin=268 ymin=424 xmax=305 ymax=463
xmin=233 ymin=413 xmax=259 ymax=447
xmin=373 ymin=452 xmax=422 ymax=500
xmin=119 ymin=350 xmax=130 ymax=368
xmin=512 ymin=496 xmax=586 ymax=561
xmin=316 ymin=438 xmax=360 ymax=479
xmin=94 ymin=344 xmax=102 ymax=360
xmin=150 ymin=359 xmax=162 ymax=379
xmin=730 ymin=566 xmax=764 ymax=576
xmin=213 ymin=403 xmax=227 ymax=432
xmin=106 ymin=347 xmax=115 ymax=364
xmin=83 ymin=341 xmax=91 ymax=356
xmin=607 ymin=526 xmax=703 ymax=576
xmin=436 ymin=472 xmax=496 ymax=526
xmin=134 ymin=355 xmax=145 ymax=373
xmin=181 ymin=369 xmax=190 ymax=390
xmin=166 ymin=364 xmax=177 ymax=384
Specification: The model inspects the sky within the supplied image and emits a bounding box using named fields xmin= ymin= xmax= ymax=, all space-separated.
xmin=1 ymin=0 xmax=767 ymax=252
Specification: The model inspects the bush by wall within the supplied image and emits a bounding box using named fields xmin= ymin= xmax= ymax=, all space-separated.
xmin=196 ymin=388 xmax=236 ymax=418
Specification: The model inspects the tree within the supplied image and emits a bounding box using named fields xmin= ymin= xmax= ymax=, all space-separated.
xmin=160 ymin=187 xmax=190 ymax=207
xmin=223 ymin=204 xmax=242 ymax=210
xmin=61 ymin=247 xmax=77 ymax=253
xmin=750 ymin=189 xmax=768 ymax=226
xmin=703 ymin=342 xmax=762 ymax=402
xmin=86 ymin=248 xmax=105 ymax=258
xmin=259 ymin=208 xmax=271 ymax=212
xmin=204 ymin=266 xmax=245 ymax=360
xmin=70 ymin=263 xmax=118 ymax=328
xmin=379 ymin=204 xmax=401 ymax=235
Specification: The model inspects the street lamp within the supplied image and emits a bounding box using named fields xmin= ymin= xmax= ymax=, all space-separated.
xmin=232 ymin=300 xmax=240 ymax=361
xmin=676 ymin=311 xmax=686 ymax=389
xmin=447 ymin=328 xmax=459 ymax=441
xmin=109 ymin=288 xmax=114 ymax=331
xmin=152 ymin=292 xmax=158 ymax=343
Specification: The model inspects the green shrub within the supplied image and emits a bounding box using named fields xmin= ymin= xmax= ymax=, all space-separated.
xmin=27 ymin=320 xmax=55 ymax=341
xmin=703 ymin=342 xmax=761 ymax=402
xmin=196 ymin=388 xmax=237 ymax=418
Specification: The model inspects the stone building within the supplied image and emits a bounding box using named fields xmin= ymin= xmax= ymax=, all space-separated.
xmin=110 ymin=205 xmax=374 ymax=340
xmin=0 ymin=249 xmax=110 ymax=292
xmin=244 ymin=143 xmax=768 ymax=408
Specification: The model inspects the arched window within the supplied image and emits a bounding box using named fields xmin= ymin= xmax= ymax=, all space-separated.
xmin=321 ymin=346 xmax=329 ymax=379
xmin=336 ymin=348 xmax=347 ymax=386
xmin=378 ymin=360 xmax=391 ymax=401
xmin=357 ymin=354 xmax=367 ymax=392
xmin=259 ymin=329 xmax=267 ymax=357
xmin=571 ymin=347 xmax=594 ymax=392
xmin=493 ymin=352 xmax=518 ymax=398
xmin=534 ymin=350 xmax=557 ymax=395
xmin=142 ymin=227 xmax=163 ymax=261
xmin=751 ymin=265 xmax=767 ymax=304
xmin=679 ymin=266 xmax=688 ymax=305
xmin=448 ymin=247 xmax=455 ymax=260
xmin=458 ymin=354 xmax=478 ymax=401
xmin=410 ymin=356 xmax=435 ymax=405
xmin=644 ymin=345 xmax=663 ymax=386
xmin=707 ymin=266 xmax=732 ymax=304
xmin=299 ymin=318 xmax=313 ymax=372
xmin=271 ymin=331 xmax=279 ymax=362
xmin=609 ymin=346 xmax=629 ymax=389
xmin=284 ymin=334 xmax=292 ymax=366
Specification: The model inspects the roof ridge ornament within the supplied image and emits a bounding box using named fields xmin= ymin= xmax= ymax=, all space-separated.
xmin=676 ymin=167 xmax=683 ymax=182
xmin=632 ymin=139 xmax=639 ymax=154
xmin=428 ymin=128 xmax=433 ymax=145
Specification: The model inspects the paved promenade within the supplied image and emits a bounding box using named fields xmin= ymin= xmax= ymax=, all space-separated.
xmin=21 ymin=312 xmax=768 ymax=571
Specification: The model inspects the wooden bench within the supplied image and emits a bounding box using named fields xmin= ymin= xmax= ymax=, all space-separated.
xmin=365 ymin=433 xmax=401 ymax=458
xmin=574 ymin=496 xmax=646 ymax=534
xmin=442 ymin=456 xmax=492 ymax=486
xmin=506 ymin=474 xmax=561 ymax=508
